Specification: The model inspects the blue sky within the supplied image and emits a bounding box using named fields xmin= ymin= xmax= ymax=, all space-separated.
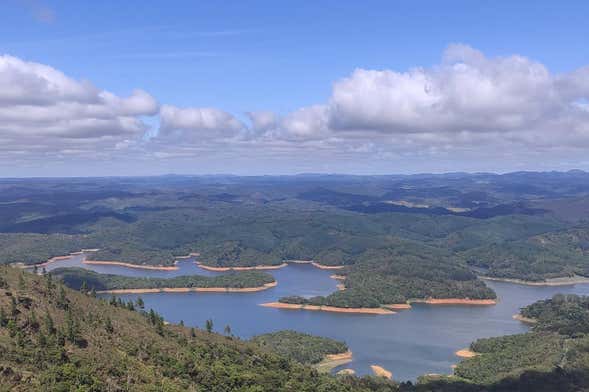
xmin=1 ymin=1 xmax=589 ymax=176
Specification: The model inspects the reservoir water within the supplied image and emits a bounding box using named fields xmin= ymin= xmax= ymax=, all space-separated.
xmin=43 ymin=255 xmax=589 ymax=381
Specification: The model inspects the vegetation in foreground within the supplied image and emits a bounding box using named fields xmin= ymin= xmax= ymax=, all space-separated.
xmin=0 ymin=266 xmax=396 ymax=391
xmin=1 ymin=266 xmax=589 ymax=391
xmin=452 ymin=294 xmax=589 ymax=387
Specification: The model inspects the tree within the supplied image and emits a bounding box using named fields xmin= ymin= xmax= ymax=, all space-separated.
xmin=0 ymin=307 xmax=7 ymax=327
xmin=28 ymin=310 xmax=39 ymax=331
xmin=136 ymin=297 xmax=144 ymax=309
xmin=44 ymin=311 xmax=54 ymax=335
xmin=205 ymin=319 xmax=213 ymax=333
xmin=18 ymin=273 xmax=25 ymax=290
xmin=155 ymin=319 xmax=164 ymax=336
xmin=10 ymin=296 xmax=18 ymax=317
xmin=56 ymin=330 xmax=65 ymax=346
xmin=56 ymin=286 xmax=68 ymax=309
xmin=45 ymin=273 xmax=53 ymax=292
xmin=7 ymin=319 xmax=17 ymax=337
xmin=65 ymin=310 xmax=79 ymax=344
xmin=190 ymin=328 xmax=196 ymax=338
xmin=105 ymin=317 xmax=114 ymax=334
xmin=224 ymin=324 xmax=232 ymax=336
xmin=80 ymin=280 xmax=88 ymax=294
xmin=148 ymin=309 xmax=157 ymax=325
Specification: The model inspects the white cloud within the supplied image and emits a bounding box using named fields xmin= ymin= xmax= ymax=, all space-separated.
xmin=159 ymin=105 xmax=243 ymax=140
xmin=147 ymin=45 xmax=589 ymax=173
xmin=326 ymin=44 xmax=589 ymax=138
xmin=3 ymin=45 xmax=589 ymax=174
xmin=229 ymin=44 xmax=589 ymax=161
xmin=245 ymin=106 xmax=329 ymax=141
xmin=0 ymin=54 xmax=158 ymax=159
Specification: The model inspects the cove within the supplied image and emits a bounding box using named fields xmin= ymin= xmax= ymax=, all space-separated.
xmin=41 ymin=254 xmax=589 ymax=381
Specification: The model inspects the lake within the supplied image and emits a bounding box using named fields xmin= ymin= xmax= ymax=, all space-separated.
xmin=42 ymin=254 xmax=589 ymax=381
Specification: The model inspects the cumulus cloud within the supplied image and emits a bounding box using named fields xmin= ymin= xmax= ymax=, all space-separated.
xmin=326 ymin=44 xmax=589 ymax=138
xmin=3 ymin=45 xmax=589 ymax=174
xmin=111 ymin=44 xmax=589 ymax=172
xmin=225 ymin=44 xmax=589 ymax=162
xmin=0 ymin=54 xmax=158 ymax=160
xmin=244 ymin=106 xmax=329 ymax=141
xmin=158 ymin=105 xmax=243 ymax=140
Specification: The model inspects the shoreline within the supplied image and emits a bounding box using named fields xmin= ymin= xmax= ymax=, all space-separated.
xmin=455 ymin=348 xmax=478 ymax=358
xmin=96 ymin=281 xmax=277 ymax=294
xmin=195 ymin=262 xmax=289 ymax=272
xmin=175 ymin=252 xmax=201 ymax=260
xmin=30 ymin=250 xmax=348 ymax=273
xmin=260 ymin=298 xmax=496 ymax=315
xmin=512 ymin=314 xmax=537 ymax=324
xmin=382 ymin=303 xmax=413 ymax=310
xmin=84 ymin=260 xmax=180 ymax=271
xmin=29 ymin=249 xmax=205 ymax=271
xmin=370 ymin=365 xmax=392 ymax=379
xmin=311 ymin=262 xmax=345 ymax=270
xmin=314 ymin=350 xmax=353 ymax=373
xmin=284 ymin=260 xmax=313 ymax=264
xmin=259 ymin=302 xmax=395 ymax=315
xmin=411 ymin=298 xmax=497 ymax=305
xmin=480 ymin=275 xmax=589 ymax=286
xmin=33 ymin=249 xmax=100 ymax=268
xmin=194 ymin=260 xmax=346 ymax=271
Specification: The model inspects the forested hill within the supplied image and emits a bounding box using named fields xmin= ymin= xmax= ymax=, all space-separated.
xmin=252 ymin=330 xmax=348 ymax=365
xmin=450 ymin=294 xmax=589 ymax=389
xmin=51 ymin=267 xmax=276 ymax=291
xmin=0 ymin=266 xmax=395 ymax=391
xmin=1 ymin=266 xmax=588 ymax=390
xmin=279 ymin=244 xmax=496 ymax=308
xmin=2 ymin=174 xmax=589 ymax=318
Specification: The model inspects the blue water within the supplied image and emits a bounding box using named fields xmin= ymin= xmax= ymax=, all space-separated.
xmin=43 ymin=255 xmax=589 ymax=381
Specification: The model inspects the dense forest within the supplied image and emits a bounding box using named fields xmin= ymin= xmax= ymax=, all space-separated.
xmin=520 ymin=294 xmax=589 ymax=335
xmin=280 ymin=244 xmax=496 ymax=308
xmin=1 ymin=174 xmax=588 ymax=311
xmin=50 ymin=267 xmax=276 ymax=291
xmin=451 ymin=294 xmax=589 ymax=388
xmin=462 ymin=227 xmax=589 ymax=281
xmin=0 ymin=266 xmax=396 ymax=391
xmin=2 ymin=266 xmax=589 ymax=391
xmin=251 ymin=330 xmax=348 ymax=365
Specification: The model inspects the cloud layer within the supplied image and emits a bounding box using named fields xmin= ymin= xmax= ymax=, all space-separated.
xmin=2 ymin=45 xmax=589 ymax=174
xmin=0 ymin=55 xmax=158 ymax=161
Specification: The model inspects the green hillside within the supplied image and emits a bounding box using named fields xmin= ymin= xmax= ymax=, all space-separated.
xmin=51 ymin=267 xmax=276 ymax=291
xmin=0 ymin=266 xmax=395 ymax=391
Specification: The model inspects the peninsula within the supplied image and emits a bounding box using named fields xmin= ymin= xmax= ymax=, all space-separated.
xmin=50 ymin=267 xmax=277 ymax=293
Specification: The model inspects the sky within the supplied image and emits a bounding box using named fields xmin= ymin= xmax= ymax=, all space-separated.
xmin=1 ymin=0 xmax=589 ymax=176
